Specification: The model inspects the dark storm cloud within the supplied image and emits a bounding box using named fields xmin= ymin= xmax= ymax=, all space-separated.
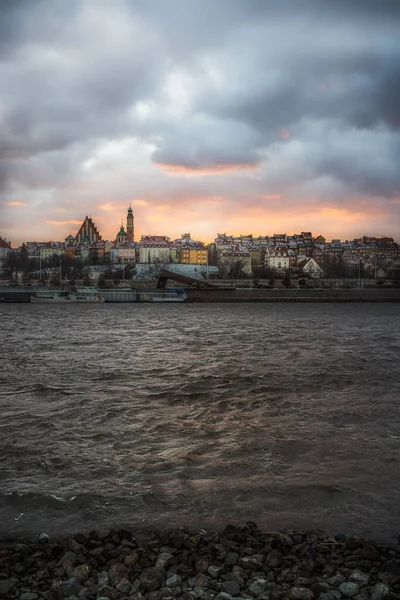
xmin=0 ymin=0 xmax=400 ymax=228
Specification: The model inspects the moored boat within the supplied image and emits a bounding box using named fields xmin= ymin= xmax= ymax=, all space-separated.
xmin=30 ymin=291 xmax=105 ymax=303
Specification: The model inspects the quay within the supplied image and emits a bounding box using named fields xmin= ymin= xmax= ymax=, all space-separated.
xmin=1 ymin=287 xmax=400 ymax=302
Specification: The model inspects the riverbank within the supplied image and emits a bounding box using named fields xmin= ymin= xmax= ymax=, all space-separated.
xmin=1 ymin=288 xmax=400 ymax=302
xmin=186 ymin=288 xmax=400 ymax=302
xmin=1 ymin=523 xmax=399 ymax=599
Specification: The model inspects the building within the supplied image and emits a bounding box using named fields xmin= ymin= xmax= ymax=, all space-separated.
xmin=301 ymin=257 xmax=325 ymax=279
xmin=179 ymin=247 xmax=208 ymax=265
xmin=219 ymin=248 xmax=252 ymax=275
xmin=265 ymin=248 xmax=290 ymax=273
xmin=126 ymin=205 xmax=135 ymax=242
xmin=116 ymin=223 xmax=128 ymax=245
xmin=75 ymin=216 xmax=102 ymax=244
xmin=116 ymin=241 xmax=136 ymax=264
xmin=0 ymin=237 xmax=11 ymax=266
xmin=139 ymin=236 xmax=171 ymax=264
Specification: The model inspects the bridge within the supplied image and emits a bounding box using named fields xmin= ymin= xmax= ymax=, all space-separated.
xmin=156 ymin=269 xmax=216 ymax=289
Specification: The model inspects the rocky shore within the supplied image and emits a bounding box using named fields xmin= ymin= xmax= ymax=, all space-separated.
xmin=1 ymin=523 xmax=399 ymax=600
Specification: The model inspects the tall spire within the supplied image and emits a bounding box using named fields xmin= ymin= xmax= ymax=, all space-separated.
xmin=126 ymin=204 xmax=134 ymax=242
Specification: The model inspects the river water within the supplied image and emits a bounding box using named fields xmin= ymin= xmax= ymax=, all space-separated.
xmin=0 ymin=302 xmax=399 ymax=541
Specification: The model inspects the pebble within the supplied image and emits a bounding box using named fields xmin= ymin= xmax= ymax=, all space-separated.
xmin=371 ymin=582 xmax=391 ymax=599
xmin=338 ymin=581 xmax=360 ymax=597
xmin=0 ymin=524 xmax=399 ymax=600
xmin=349 ymin=568 xmax=370 ymax=586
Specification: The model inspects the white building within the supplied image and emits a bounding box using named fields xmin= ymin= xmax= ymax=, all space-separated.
xmin=265 ymin=249 xmax=290 ymax=273
xmin=139 ymin=236 xmax=171 ymax=264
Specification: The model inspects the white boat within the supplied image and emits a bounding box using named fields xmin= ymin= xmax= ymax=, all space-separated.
xmin=30 ymin=291 xmax=105 ymax=303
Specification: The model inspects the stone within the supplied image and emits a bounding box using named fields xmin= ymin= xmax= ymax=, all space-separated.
xmin=98 ymin=571 xmax=110 ymax=587
xmin=0 ymin=578 xmax=17 ymax=595
xmin=208 ymin=566 xmax=224 ymax=578
xmin=116 ymin=577 xmax=133 ymax=594
xmin=194 ymin=574 xmax=208 ymax=588
xmin=316 ymin=543 xmax=331 ymax=554
xmin=108 ymin=561 xmax=129 ymax=585
xmin=221 ymin=581 xmax=240 ymax=595
xmin=361 ymin=545 xmax=380 ymax=561
xmin=69 ymin=539 xmax=83 ymax=554
xmin=20 ymin=594 xmax=40 ymax=600
xmin=73 ymin=563 xmax=91 ymax=582
xmin=338 ymin=581 xmax=360 ymax=597
xmin=38 ymin=532 xmax=50 ymax=543
xmin=225 ymin=552 xmax=239 ymax=567
xmin=140 ymin=567 xmax=165 ymax=591
xmin=125 ymin=550 xmax=140 ymax=566
xmin=166 ymin=574 xmax=182 ymax=588
xmin=156 ymin=552 xmax=174 ymax=569
xmin=349 ymin=568 xmax=370 ymax=586
xmin=196 ymin=556 xmax=210 ymax=573
xmin=239 ymin=556 xmax=263 ymax=571
xmin=319 ymin=593 xmax=342 ymax=600
xmin=326 ymin=574 xmax=346 ymax=587
xmin=247 ymin=579 xmax=268 ymax=596
xmin=287 ymin=587 xmax=315 ymax=599
xmin=371 ymin=582 xmax=391 ymax=600
xmin=97 ymin=585 xmax=119 ymax=599
xmin=215 ymin=593 xmax=233 ymax=600
xmin=266 ymin=550 xmax=282 ymax=568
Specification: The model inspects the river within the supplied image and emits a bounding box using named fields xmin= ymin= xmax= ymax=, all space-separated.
xmin=0 ymin=302 xmax=399 ymax=541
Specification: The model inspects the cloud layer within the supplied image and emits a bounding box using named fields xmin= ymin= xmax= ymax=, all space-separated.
xmin=1 ymin=0 xmax=399 ymax=243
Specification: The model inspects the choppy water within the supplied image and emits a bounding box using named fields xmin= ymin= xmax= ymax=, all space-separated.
xmin=0 ymin=302 xmax=400 ymax=541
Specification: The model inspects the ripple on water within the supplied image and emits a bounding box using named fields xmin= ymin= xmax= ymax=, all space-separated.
xmin=0 ymin=302 xmax=399 ymax=540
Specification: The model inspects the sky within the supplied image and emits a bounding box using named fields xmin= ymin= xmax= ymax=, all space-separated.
xmin=1 ymin=0 xmax=399 ymax=245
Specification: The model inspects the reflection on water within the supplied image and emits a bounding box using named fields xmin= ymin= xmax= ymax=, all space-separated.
xmin=0 ymin=302 xmax=399 ymax=540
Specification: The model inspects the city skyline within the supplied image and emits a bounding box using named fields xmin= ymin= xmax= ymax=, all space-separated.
xmin=1 ymin=1 xmax=400 ymax=245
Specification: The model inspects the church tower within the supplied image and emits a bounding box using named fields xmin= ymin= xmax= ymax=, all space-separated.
xmin=126 ymin=204 xmax=134 ymax=242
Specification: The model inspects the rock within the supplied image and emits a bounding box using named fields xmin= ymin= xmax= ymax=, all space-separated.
xmin=239 ymin=556 xmax=263 ymax=571
xmin=338 ymin=581 xmax=360 ymax=597
xmin=316 ymin=543 xmax=331 ymax=554
xmin=361 ymin=545 xmax=380 ymax=561
xmin=247 ymin=579 xmax=268 ymax=596
xmin=20 ymin=593 xmax=40 ymax=600
xmin=38 ymin=532 xmax=50 ymax=543
xmin=116 ymin=577 xmax=133 ymax=594
xmin=221 ymin=581 xmax=240 ymax=595
xmin=141 ymin=567 xmax=165 ymax=591
xmin=166 ymin=574 xmax=182 ymax=588
xmin=73 ymin=563 xmax=91 ymax=582
xmin=69 ymin=539 xmax=83 ymax=554
xmin=97 ymin=585 xmax=119 ymax=599
xmin=108 ymin=561 xmax=129 ymax=585
xmin=266 ymin=550 xmax=282 ymax=568
xmin=349 ymin=568 xmax=370 ymax=586
xmin=287 ymin=587 xmax=315 ymax=599
xmin=0 ymin=578 xmax=17 ymax=595
xmin=215 ymin=593 xmax=233 ymax=600
xmin=98 ymin=571 xmax=110 ymax=587
xmin=319 ymin=593 xmax=342 ymax=600
xmin=58 ymin=550 xmax=77 ymax=571
xmin=156 ymin=552 xmax=174 ymax=569
xmin=371 ymin=582 xmax=391 ymax=600
xmin=125 ymin=550 xmax=140 ymax=566
xmin=225 ymin=552 xmax=239 ymax=567
xmin=196 ymin=556 xmax=210 ymax=574
xmin=279 ymin=534 xmax=294 ymax=547
xmin=208 ymin=566 xmax=224 ymax=579
xmin=326 ymin=574 xmax=346 ymax=587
